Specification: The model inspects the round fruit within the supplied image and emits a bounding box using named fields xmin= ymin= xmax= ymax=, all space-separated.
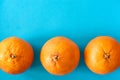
xmin=0 ymin=37 xmax=34 ymax=74
xmin=84 ymin=36 xmax=120 ymax=74
xmin=40 ymin=36 xmax=80 ymax=75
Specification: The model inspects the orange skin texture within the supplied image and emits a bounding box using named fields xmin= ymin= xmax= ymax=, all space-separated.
xmin=84 ymin=36 xmax=120 ymax=74
xmin=40 ymin=36 xmax=80 ymax=75
xmin=0 ymin=37 xmax=34 ymax=74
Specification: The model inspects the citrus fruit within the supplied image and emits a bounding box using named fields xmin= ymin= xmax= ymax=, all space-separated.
xmin=0 ymin=37 xmax=34 ymax=74
xmin=84 ymin=36 xmax=120 ymax=74
xmin=40 ymin=36 xmax=80 ymax=75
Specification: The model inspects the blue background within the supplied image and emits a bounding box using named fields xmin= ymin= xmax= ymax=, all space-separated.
xmin=0 ymin=0 xmax=120 ymax=80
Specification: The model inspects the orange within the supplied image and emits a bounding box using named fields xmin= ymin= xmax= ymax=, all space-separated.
xmin=40 ymin=36 xmax=80 ymax=75
xmin=0 ymin=37 xmax=34 ymax=74
xmin=84 ymin=36 xmax=120 ymax=74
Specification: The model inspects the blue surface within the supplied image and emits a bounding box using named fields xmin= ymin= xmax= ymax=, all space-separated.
xmin=0 ymin=0 xmax=120 ymax=80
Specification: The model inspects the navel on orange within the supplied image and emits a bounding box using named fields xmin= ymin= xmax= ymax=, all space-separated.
xmin=0 ymin=37 xmax=34 ymax=74
xmin=40 ymin=36 xmax=80 ymax=75
xmin=84 ymin=36 xmax=120 ymax=74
